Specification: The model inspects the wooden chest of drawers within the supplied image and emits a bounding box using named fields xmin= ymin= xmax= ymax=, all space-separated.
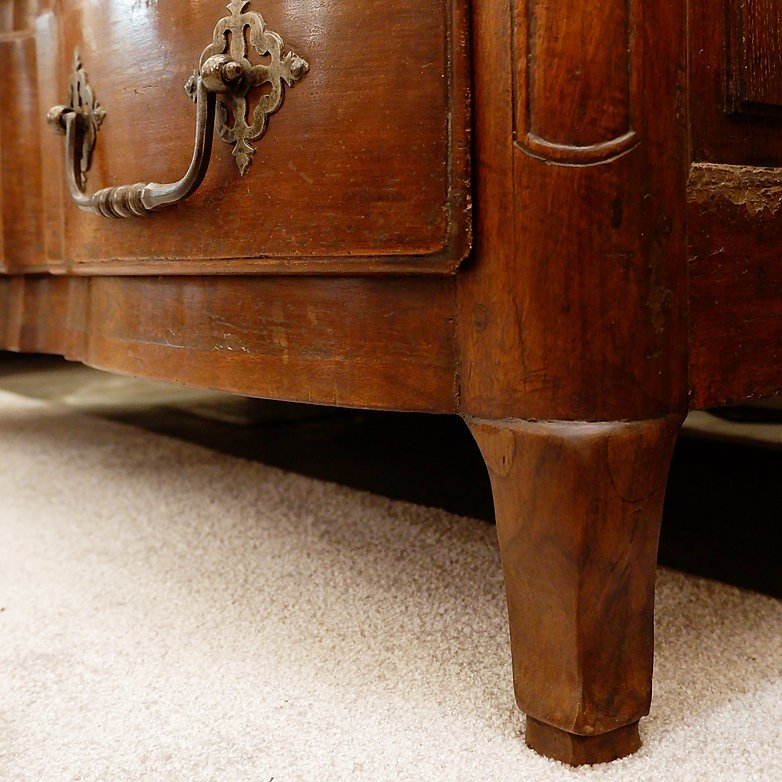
xmin=1 ymin=0 xmax=780 ymax=765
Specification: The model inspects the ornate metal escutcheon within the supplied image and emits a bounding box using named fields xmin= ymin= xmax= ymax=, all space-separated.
xmin=61 ymin=50 xmax=106 ymax=189
xmin=192 ymin=0 xmax=309 ymax=175
xmin=47 ymin=0 xmax=309 ymax=218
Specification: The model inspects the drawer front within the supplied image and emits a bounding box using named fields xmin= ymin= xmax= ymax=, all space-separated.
xmin=44 ymin=0 xmax=470 ymax=274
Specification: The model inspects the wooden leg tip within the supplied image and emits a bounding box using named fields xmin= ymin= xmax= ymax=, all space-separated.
xmin=525 ymin=716 xmax=641 ymax=766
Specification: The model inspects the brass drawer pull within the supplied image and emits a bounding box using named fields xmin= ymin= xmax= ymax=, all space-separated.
xmin=46 ymin=0 xmax=308 ymax=219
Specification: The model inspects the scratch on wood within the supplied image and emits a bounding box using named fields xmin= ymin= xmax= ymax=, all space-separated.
xmin=688 ymin=162 xmax=782 ymax=216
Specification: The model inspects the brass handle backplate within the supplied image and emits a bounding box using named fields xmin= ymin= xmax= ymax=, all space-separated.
xmin=47 ymin=0 xmax=308 ymax=219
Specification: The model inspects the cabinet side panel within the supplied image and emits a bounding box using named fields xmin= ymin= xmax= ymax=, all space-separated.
xmin=688 ymin=164 xmax=782 ymax=407
xmin=688 ymin=1 xmax=782 ymax=407
xmin=726 ymin=0 xmax=782 ymax=117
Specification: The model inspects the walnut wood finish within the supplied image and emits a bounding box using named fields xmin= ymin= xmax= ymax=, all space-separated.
xmin=0 ymin=273 xmax=458 ymax=413
xmin=690 ymin=0 xmax=782 ymax=165
xmin=525 ymin=718 xmax=641 ymax=767
xmin=0 ymin=28 xmax=45 ymax=273
xmin=458 ymin=0 xmax=689 ymax=423
xmin=469 ymin=416 xmax=682 ymax=764
xmin=726 ymin=0 xmax=782 ymax=117
xmin=1 ymin=0 xmax=781 ymax=767
xmin=688 ymin=163 xmax=782 ymax=407
xmin=0 ymin=274 xmax=70 ymax=354
xmin=33 ymin=7 xmax=64 ymax=269
xmin=46 ymin=0 xmax=471 ymax=275
xmin=688 ymin=1 xmax=782 ymax=408
xmin=0 ymin=0 xmax=37 ymax=32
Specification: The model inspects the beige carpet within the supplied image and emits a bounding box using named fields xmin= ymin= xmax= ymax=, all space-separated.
xmin=0 ymin=391 xmax=780 ymax=782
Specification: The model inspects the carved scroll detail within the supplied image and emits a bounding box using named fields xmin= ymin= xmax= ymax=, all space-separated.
xmin=512 ymin=0 xmax=641 ymax=165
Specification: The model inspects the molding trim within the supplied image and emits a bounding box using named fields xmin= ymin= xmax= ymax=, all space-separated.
xmin=511 ymin=0 xmax=642 ymax=165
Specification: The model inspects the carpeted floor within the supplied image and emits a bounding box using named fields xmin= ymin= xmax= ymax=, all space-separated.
xmin=0 ymin=390 xmax=780 ymax=781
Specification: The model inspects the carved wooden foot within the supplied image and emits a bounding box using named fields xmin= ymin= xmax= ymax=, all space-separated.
xmin=525 ymin=717 xmax=640 ymax=766
xmin=468 ymin=415 xmax=682 ymax=765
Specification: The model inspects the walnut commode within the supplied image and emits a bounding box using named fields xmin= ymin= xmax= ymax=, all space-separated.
xmin=1 ymin=0 xmax=779 ymax=765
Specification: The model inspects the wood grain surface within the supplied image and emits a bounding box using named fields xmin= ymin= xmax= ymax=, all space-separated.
xmin=468 ymin=415 xmax=682 ymax=762
xmin=458 ymin=0 xmax=689 ymax=423
xmin=42 ymin=0 xmax=471 ymax=275
xmin=513 ymin=0 xmax=638 ymax=162
xmin=687 ymin=3 xmax=782 ymax=407
xmin=0 ymin=273 xmax=458 ymax=413
xmin=726 ymin=0 xmax=782 ymax=117
xmin=1 ymin=0 xmax=781 ymax=767
xmin=688 ymin=163 xmax=782 ymax=407
xmin=0 ymin=29 xmax=45 ymax=273
xmin=690 ymin=0 xmax=782 ymax=165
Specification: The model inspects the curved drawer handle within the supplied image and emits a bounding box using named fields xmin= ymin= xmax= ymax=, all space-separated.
xmin=47 ymin=0 xmax=308 ymax=219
